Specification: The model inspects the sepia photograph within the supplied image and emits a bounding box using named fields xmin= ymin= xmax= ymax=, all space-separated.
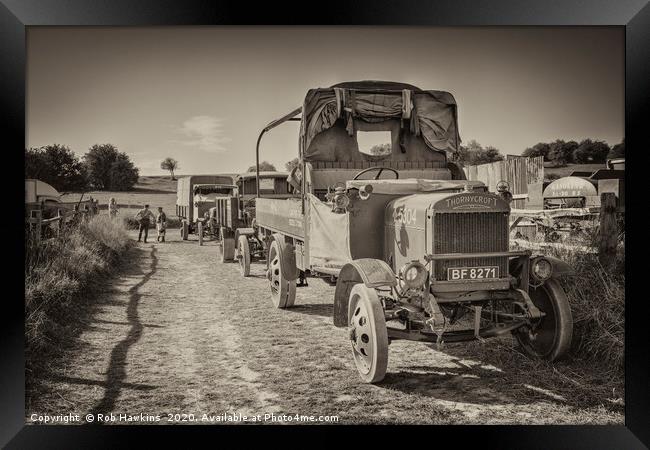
xmin=4 ymin=1 xmax=638 ymax=435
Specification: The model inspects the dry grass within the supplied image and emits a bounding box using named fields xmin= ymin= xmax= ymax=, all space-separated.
xmin=524 ymin=231 xmax=625 ymax=376
xmin=25 ymin=216 xmax=132 ymax=376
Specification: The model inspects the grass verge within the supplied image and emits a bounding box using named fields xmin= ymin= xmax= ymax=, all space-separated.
xmin=25 ymin=216 xmax=133 ymax=394
xmin=530 ymin=235 xmax=624 ymax=375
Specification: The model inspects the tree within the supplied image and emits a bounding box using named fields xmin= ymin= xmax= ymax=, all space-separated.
xmin=572 ymin=139 xmax=610 ymax=164
xmin=522 ymin=142 xmax=552 ymax=161
xmin=285 ymin=158 xmax=300 ymax=172
xmin=84 ymin=144 xmax=139 ymax=191
xmin=454 ymin=140 xmax=504 ymax=165
xmin=547 ymin=140 xmax=579 ymax=166
xmin=608 ymin=139 xmax=625 ymax=160
xmin=25 ymin=144 xmax=88 ymax=191
xmin=160 ymin=157 xmax=179 ymax=180
xmin=247 ymin=161 xmax=277 ymax=172
xmin=109 ymin=153 xmax=140 ymax=191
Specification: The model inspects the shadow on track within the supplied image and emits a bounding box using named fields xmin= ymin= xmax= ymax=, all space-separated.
xmin=89 ymin=245 xmax=158 ymax=418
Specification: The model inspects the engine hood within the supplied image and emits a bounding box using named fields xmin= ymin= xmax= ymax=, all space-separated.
xmin=385 ymin=191 xmax=510 ymax=229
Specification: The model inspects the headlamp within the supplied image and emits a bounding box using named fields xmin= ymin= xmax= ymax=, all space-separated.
xmin=400 ymin=261 xmax=428 ymax=289
xmin=530 ymin=257 xmax=553 ymax=283
xmin=331 ymin=186 xmax=349 ymax=213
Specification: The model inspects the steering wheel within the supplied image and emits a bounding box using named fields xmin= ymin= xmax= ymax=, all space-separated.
xmin=352 ymin=166 xmax=399 ymax=181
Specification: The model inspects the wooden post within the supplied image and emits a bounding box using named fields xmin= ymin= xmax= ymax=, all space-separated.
xmin=33 ymin=209 xmax=42 ymax=245
xmin=599 ymin=192 xmax=618 ymax=266
xmin=57 ymin=209 xmax=62 ymax=237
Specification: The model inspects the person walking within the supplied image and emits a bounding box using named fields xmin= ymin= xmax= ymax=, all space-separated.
xmin=156 ymin=207 xmax=167 ymax=242
xmin=134 ymin=204 xmax=155 ymax=243
xmin=108 ymin=197 xmax=119 ymax=219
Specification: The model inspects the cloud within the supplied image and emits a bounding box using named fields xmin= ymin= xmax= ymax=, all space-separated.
xmin=176 ymin=115 xmax=231 ymax=153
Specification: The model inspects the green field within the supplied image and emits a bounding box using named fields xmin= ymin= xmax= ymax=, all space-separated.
xmin=61 ymin=176 xmax=179 ymax=215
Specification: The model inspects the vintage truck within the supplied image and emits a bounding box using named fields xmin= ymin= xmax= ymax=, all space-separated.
xmin=251 ymin=81 xmax=574 ymax=383
xmin=176 ymin=175 xmax=237 ymax=242
xmin=212 ymin=171 xmax=293 ymax=272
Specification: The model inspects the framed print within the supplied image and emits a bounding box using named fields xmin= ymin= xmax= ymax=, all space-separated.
xmin=2 ymin=0 xmax=647 ymax=447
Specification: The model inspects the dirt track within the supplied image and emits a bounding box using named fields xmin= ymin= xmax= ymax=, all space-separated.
xmin=29 ymin=230 xmax=624 ymax=425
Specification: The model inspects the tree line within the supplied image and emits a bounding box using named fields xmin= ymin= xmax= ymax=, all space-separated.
xmin=250 ymin=137 xmax=625 ymax=175
xmin=522 ymin=139 xmax=624 ymax=166
xmin=25 ymin=144 xmax=139 ymax=192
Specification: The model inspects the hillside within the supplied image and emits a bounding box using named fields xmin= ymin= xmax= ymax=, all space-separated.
xmin=61 ymin=176 xmax=180 ymax=213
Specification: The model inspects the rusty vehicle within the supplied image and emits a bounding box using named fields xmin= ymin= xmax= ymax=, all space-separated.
xmin=212 ymin=171 xmax=294 ymax=272
xmin=176 ymin=175 xmax=237 ymax=242
xmin=250 ymin=81 xmax=575 ymax=383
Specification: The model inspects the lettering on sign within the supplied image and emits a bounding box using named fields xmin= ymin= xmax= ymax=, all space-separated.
xmin=393 ymin=207 xmax=417 ymax=226
xmin=445 ymin=195 xmax=498 ymax=210
xmin=259 ymin=178 xmax=275 ymax=190
xmin=288 ymin=218 xmax=303 ymax=229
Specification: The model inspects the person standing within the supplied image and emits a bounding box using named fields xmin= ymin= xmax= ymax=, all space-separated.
xmin=134 ymin=204 xmax=155 ymax=243
xmin=156 ymin=207 xmax=167 ymax=242
xmin=108 ymin=197 xmax=119 ymax=219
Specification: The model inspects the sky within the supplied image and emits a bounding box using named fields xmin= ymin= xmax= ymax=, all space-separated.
xmin=26 ymin=26 xmax=624 ymax=176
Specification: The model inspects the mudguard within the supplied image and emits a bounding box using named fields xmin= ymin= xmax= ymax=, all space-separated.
xmin=333 ymin=259 xmax=396 ymax=327
xmin=542 ymin=255 xmax=575 ymax=278
xmin=234 ymin=227 xmax=255 ymax=239
xmin=270 ymin=233 xmax=298 ymax=281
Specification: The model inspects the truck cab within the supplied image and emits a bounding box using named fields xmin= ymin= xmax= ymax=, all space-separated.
xmin=176 ymin=175 xmax=236 ymax=240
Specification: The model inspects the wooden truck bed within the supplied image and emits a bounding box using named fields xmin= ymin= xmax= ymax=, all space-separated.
xmin=255 ymin=198 xmax=305 ymax=239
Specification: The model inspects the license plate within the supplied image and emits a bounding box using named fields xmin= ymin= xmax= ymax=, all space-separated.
xmin=447 ymin=266 xmax=499 ymax=281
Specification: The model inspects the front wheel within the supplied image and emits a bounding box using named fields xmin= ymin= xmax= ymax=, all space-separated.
xmin=267 ymin=239 xmax=296 ymax=308
xmin=348 ymin=283 xmax=388 ymax=384
xmin=220 ymin=227 xmax=235 ymax=262
xmin=514 ymin=279 xmax=573 ymax=361
xmin=237 ymin=235 xmax=251 ymax=277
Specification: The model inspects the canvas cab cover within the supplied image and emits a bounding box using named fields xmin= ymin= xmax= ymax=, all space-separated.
xmin=299 ymin=81 xmax=460 ymax=160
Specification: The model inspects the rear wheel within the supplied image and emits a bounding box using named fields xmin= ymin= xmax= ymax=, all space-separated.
xmin=181 ymin=220 xmax=189 ymax=240
xmin=348 ymin=283 xmax=388 ymax=384
xmin=220 ymin=227 xmax=235 ymax=262
xmin=237 ymin=235 xmax=251 ymax=277
xmin=514 ymin=279 xmax=573 ymax=361
xmin=267 ymin=239 xmax=296 ymax=308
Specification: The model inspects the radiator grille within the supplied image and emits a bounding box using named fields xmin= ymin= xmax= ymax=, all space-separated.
xmin=433 ymin=212 xmax=509 ymax=281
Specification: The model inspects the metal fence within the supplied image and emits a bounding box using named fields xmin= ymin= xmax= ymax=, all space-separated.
xmin=463 ymin=155 xmax=544 ymax=209
xmin=25 ymin=199 xmax=98 ymax=245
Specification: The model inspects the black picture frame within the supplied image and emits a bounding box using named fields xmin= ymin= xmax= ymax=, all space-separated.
xmin=2 ymin=0 xmax=647 ymax=447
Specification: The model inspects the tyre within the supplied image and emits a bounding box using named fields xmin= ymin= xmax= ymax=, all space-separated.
xmin=198 ymin=222 xmax=204 ymax=246
xmin=181 ymin=220 xmax=189 ymax=241
xmin=514 ymin=279 xmax=573 ymax=361
xmin=347 ymin=283 xmax=388 ymax=383
xmin=267 ymin=239 xmax=296 ymax=308
xmin=220 ymin=227 xmax=235 ymax=262
xmin=238 ymin=235 xmax=251 ymax=277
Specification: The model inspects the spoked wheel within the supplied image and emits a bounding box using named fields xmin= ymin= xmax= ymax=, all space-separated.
xmin=220 ymin=227 xmax=235 ymax=262
xmin=237 ymin=235 xmax=251 ymax=277
xmin=347 ymin=283 xmax=388 ymax=383
xmin=181 ymin=220 xmax=189 ymax=240
xmin=267 ymin=239 xmax=296 ymax=308
xmin=514 ymin=279 xmax=573 ymax=361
